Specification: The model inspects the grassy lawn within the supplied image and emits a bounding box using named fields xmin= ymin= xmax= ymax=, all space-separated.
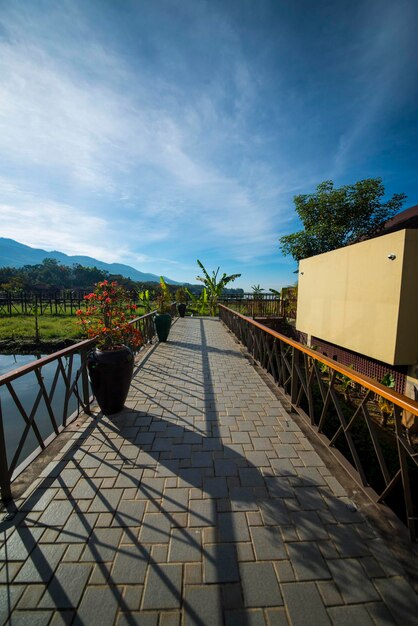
xmin=0 ymin=314 xmax=82 ymax=341
xmin=0 ymin=305 xmax=150 ymax=342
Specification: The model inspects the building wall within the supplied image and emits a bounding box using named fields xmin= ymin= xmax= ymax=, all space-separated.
xmin=296 ymin=229 xmax=418 ymax=366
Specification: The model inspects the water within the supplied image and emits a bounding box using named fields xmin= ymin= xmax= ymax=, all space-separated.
xmin=0 ymin=352 xmax=81 ymax=476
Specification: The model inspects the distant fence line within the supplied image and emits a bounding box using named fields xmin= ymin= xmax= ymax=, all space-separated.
xmin=0 ymin=289 xmax=149 ymax=316
xmin=0 ymin=291 xmax=91 ymax=316
xmin=1 ymin=290 xmax=256 ymax=316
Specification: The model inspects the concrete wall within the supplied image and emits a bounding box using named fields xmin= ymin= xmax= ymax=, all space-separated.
xmin=296 ymin=229 xmax=418 ymax=366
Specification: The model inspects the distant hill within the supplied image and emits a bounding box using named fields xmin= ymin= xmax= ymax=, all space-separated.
xmin=0 ymin=238 xmax=180 ymax=284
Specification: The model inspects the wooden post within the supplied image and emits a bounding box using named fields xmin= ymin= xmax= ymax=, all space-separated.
xmin=290 ymin=347 xmax=300 ymax=405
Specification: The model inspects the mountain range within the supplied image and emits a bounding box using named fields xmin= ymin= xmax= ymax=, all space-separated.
xmin=0 ymin=238 xmax=180 ymax=284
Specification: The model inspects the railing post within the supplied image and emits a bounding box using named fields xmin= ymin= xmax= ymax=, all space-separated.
xmin=0 ymin=396 xmax=12 ymax=501
xmin=80 ymin=346 xmax=91 ymax=415
xmin=290 ymin=346 xmax=300 ymax=405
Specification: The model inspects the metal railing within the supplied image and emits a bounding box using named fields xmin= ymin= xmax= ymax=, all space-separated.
xmin=219 ymin=304 xmax=418 ymax=541
xmin=0 ymin=310 xmax=169 ymax=501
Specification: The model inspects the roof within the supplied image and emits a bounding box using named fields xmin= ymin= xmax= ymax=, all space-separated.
xmin=381 ymin=204 xmax=418 ymax=234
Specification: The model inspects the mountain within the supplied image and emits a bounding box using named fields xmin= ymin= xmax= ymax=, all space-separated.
xmin=0 ymin=238 xmax=180 ymax=284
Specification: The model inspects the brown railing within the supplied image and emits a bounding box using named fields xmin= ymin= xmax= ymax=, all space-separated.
xmin=219 ymin=304 xmax=418 ymax=541
xmin=0 ymin=310 xmax=170 ymax=501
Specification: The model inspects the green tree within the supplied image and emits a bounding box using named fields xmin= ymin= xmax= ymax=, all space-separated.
xmin=279 ymin=178 xmax=406 ymax=262
xmin=196 ymin=260 xmax=241 ymax=316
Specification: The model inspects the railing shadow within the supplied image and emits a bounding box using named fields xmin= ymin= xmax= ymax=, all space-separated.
xmin=1 ymin=317 xmax=414 ymax=624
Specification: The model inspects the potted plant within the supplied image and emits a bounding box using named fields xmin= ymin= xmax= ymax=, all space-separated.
xmin=154 ymin=277 xmax=172 ymax=342
xmin=76 ymin=280 xmax=143 ymax=415
xmin=176 ymin=287 xmax=187 ymax=318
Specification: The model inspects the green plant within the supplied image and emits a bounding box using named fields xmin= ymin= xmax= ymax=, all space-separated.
xmin=155 ymin=277 xmax=172 ymax=314
xmin=138 ymin=289 xmax=151 ymax=313
xmin=269 ymin=288 xmax=281 ymax=298
xmin=186 ymin=288 xmax=208 ymax=315
xmin=378 ymin=372 xmax=395 ymax=427
xmin=76 ymin=280 xmax=142 ymax=350
xmin=337 ymin=365 xmax=355 ymax=403
xmin=175 ymin=287 xmax=187 ymax=304
xmin=251 ymin=284 xmax=264 ymax=299
xmin=196 ymin=260 xmax=241 ymax=316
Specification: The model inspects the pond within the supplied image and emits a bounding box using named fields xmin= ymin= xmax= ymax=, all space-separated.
xmin=0 ymin=352 xmax=82 ymax=476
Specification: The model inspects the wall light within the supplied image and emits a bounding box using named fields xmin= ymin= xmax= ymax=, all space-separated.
xmin=387 ymin=253 xmax=396 ymax=260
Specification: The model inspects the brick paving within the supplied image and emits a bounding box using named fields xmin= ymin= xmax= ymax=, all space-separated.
xmin=1 ymin=317 xmax=417 ymax=625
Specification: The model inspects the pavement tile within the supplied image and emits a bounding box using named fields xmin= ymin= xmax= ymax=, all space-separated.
xmin=184 ymin=585 xmax=223 ymax=626
xmin=169 ymin=528 xmax=202 ymax=562
xmin=13 ymin=543 xmax=66 ymax=584
xmin=188 ymin=500 xmax=214 ymax=526
xmin=139 ymin=513 xmax=171 ymax=543
xmin=38 ymin=562 xmax=92 ymax=608
xmin=225 ymin=610 xmax=266 ymax=625
xmin=204 ymin=543 xmax=239 ymax=582
xmin=373 ymin=577 xmax=418 ymax=625
xmin=250 ymin=526 xmax=286 ymax=561
xmin=162 ymin=488 xmax=189 ymax=512
xmin=240 ymin=562 xmax=283 ymax=607
xmin=327 ymin=559 xmax=380 ymax=604
xmin=37 ymin=500 xmax=74 ymax=527
xmin=286 ymin=542 xmax=331 ymax=581
xmin=281 ymin=582 xmax=331 ymax=626
xmin=111 ymin=544 xmax=148 ymax=583
xmin=73 ymin=585 xmax=119 ymax=626
xmin=7 ymin=610 xmax=53 ymax=625
xmin=327 ymin=605 xmax=375 ymax=626
xmin=81 ymin=528 xmax=122 ymax=562
xmin=142 ymin=563 xmax=182 ymax=609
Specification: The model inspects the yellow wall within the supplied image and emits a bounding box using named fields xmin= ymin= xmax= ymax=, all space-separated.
xmin=296 ymin=229 xmax=418 ymax=365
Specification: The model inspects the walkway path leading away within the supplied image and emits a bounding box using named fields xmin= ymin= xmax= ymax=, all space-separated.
xmin=1 ymin=317 xmax=417 ymax=625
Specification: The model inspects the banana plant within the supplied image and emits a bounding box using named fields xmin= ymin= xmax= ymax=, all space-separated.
xmin=196 ymin=260 xmax=241 ymax=316
xmin=138 ymin=289 xmax=151 ymax=313
xmin=156 ymin=276 xmax=172 ymax=313
xmin=251 ymin=284 xmax=263 ymax=298
xmin=186 ymin=287 xmax=208 ymax=315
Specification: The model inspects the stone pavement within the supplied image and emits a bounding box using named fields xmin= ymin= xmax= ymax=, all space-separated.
xmin=1 ymin=317 xmax=417 ymax=626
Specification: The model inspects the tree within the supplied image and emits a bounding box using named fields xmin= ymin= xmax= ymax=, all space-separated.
xmin=196 ymin=260 xmax=241 ymax=316
xmin=279 ymin=178 xmax=406 ymax=262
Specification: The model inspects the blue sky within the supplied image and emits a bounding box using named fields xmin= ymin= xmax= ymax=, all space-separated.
xmin=0 ymin=0 xmax=417 ymax=290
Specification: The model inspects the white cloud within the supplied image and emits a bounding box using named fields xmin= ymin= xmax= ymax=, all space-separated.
xmin=0 ymin=1 xmax=306 ymax=275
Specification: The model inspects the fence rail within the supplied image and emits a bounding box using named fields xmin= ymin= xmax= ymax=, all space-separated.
xmin=219 ymin=304 xmax=418 ymax=541
xmin=0 ymin=310 xmax=171 ymax=501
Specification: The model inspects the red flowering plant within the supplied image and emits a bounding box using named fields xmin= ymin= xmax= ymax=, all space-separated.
xmin=76 ymin=280 xmax=143 ymax=351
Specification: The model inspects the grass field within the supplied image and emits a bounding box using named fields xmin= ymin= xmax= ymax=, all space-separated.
xmin=0 ymin=305 xmax=150 ymax=342
xmin=0 ymin=314 xmax=82 ymax=341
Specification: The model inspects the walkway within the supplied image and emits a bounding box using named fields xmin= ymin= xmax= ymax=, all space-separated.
xmin=1 ymin=317 xmax=417 ymax=625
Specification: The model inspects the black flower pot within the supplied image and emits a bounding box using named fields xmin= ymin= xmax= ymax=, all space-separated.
xmin=87 ymin=345 xmax=134 ymax=415
xmin=154 ymin=313 xmax=172 ymax=342
xmin=177 ymin=303 xmax=187 ymax=318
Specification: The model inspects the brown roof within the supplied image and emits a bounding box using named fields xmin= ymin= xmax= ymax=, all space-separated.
xmin=382 ymin=204 xmax=418 ymax=234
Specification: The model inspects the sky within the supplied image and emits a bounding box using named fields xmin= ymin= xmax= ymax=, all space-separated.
xmin=0 ymin=0 xmax=417 ymax=291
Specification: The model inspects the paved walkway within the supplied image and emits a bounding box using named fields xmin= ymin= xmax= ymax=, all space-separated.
xmin=1 ymin=317 xmax=417 ymax=626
